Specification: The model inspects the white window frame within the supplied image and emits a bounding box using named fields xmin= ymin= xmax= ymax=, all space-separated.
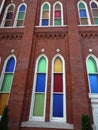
xmin=29 ymin=54 xmax=48 ymax=121
xmin=39 ymin=2 xmax=51 ymax=26
xmin=14 ymin=3 xmax=27 ymax=27
xmin=0 ymin=0 xmax=6 ymax=14
xmin=53 ymin=1 xmax=64 ymax=26
xmin=50 ymin=54 xmax=66 ymax=122
xmin=1 ymin=3 xmax=15 ymax=27
xmin=77 ymin=1 xmax=91 ymax=25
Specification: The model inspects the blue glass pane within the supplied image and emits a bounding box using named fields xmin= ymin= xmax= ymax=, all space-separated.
xmin=53 ymin=94 xmax=63 ymax=117
xmin=35 ymin=74 xmax=46 ymax=92
xmin=91 ymin=2 xmax=97 ymax=8
xmin=80 ymin=10 xmax=87 ymax=18
xmin=19 ymin=5 xmax=26 ymax=11
xmin=42 ymin=19 xmax=49 ymax=26
xmin=89 ymin=74 xmax=98 ymax=93
xmin=5 ymin=57 xmax=15 ymax=72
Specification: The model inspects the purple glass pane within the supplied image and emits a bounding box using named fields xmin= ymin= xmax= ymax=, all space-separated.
xmin=6 ymin=12 xmax=13 ymax=19
xmin=91 ymin=2 xmax=97 ymax=8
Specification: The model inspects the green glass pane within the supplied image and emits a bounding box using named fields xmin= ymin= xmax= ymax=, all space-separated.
xmin=94 ymin=18 xmax=98 ymax=24
xmin=43 ymin=4 xmax=49 ymax=10
xmin=33 ymin=94 xmax=45 ymax=116
xmin=54 ymin=19 xmax=61 ymax=25
xmin=1 ymin=73 xmax=13 ymax=92
xmin=79 ymin=2 xmax=85 ymax=9
xmin=87 ymin=57 xmax=97 ymax=73
xmin=18 ymin=12 xmax=25 ymax=20
xmin=37 ymin=57 xmax=46 ymax=73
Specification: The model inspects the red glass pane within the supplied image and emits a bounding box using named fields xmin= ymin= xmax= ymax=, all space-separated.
xmin=55 ymin=10 xmax=61 ymax=18
xmin=54 ymin=73 xmax=63 ymax=92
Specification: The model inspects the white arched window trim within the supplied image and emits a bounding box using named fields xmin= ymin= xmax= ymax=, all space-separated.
xmin=29 ymin=54 xmax=48 ymax=121
xmin=0 ymin=0 xmax=6 ymax=14
xmin=14 ymin=3 xmax=27 ymax=27
xmin=53 ymin=1 xmax=64 ymax=26
xmin=39 ymin=2 xmax=51 ymax=26
xmin=77 ymin=1 xmax=91 ymax=25
xmin=1 ymin=3 xmax=15 ymax=27
xmin=50 ymin=54 xmax=66 ymax=122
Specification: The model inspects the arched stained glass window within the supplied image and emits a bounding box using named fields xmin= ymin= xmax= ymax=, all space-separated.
xmin=29 ymin=55 xmax=48 ymax=121
xmin=0 ymin=56 xmax=16 ymax=115
xmin=14 ymin=4 xmax=26 ymax=26
xmin=1 ymin=4 xmax=15 ymax=27
xmin=91 ymin=1 xmax=98 ymax=24
xmin=40 ymin=2 xmax=50 ymax=26
xmin=53 ymin=2 xmax=63 ymax=26
xmin=78 ymin=1 xmax=90 ymax=25
xmin=51 ymin=55 xmax=66 ymax=122
xmin=87 ymin=56 xmax=98 ymax=93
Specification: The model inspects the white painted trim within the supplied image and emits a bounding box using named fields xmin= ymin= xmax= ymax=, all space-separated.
xmin=0 ymin=0 xmax=6 ymax=14
xmin=77 ymin=1 xmax=91 ymax=25
xmin=53 ymin=1 xmax=64 ymax=26
xmin=50 ymin=54 xmax=66 ymax=122
xmin=29 ymin=54 xmax=48 ymax=121
xmin=14 ymin=3 xmax=27 ymax=27
xmin=0 ymin=3 xmax=15 ymax=27
xmin=39 ymin=2 xmax=51 ymax=26
xmin=35 ymin=25 xmax=68 ymax=28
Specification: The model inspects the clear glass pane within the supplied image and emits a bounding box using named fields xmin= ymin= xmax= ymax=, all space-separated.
xmin=4 ymin=21 xmax=11 ymax=26
xmin=18 ymin=12 xmax=25 ymax=20
xmin=54 ymin=57 xmax=62 ymax=72
xmin=37 ymin=57 xmax=46 ymax=73
xmin=43 ymin=4 xmax=49 ymax=10
xmin=16 ymin=20 xmax=23 ymax=26
xmin=81 ymin=18 xmax=88 ymax=24
xmin=79 ymin=2 xmax=85 ymax=9
xmin=55 ymin=3 xmax=61 ymax=10
xmin=92 ymin=9 xmax=98 ymax=17
xmin=42 ymin=11 xmax=49 ymax=19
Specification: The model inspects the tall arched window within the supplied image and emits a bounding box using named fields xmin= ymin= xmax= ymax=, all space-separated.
xmin=53 ymin=2 xmax=63 ymax=26
xmin=29 ymin=55 xmax=48 ymax=121
xmin=50 ymin=55 xmax=66 ymax=122
xmin=87 ymin=55 xmax=98 ymax=93
xmin=90 ymin=1 xmax=98 ymax=25
xmin=78 ymin=1 xmax=91 ymax=25
xmin=14 ymin=3 xmax=27 ymax=27
xmin=40 ymin=2 xmax=50 ymax=26
xmin=0 ymin=55 xmax=16 ymax=115
xmin=1 ymin=4 xmax=15 ymax=27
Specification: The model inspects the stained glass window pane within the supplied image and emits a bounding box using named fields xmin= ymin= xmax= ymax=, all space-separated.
xmin=94 ymin=18 xmax=98 ymax=24
xmin=33 ymin=94 xmax=45 ymax=116
xmin=1 ymin=74 xmax=13 ymax=92
xmin=16 ymin=20 xmax=23 ymax=26
xmin=55 ymin=10 xmax=61 ymax=18
xmin=54 ymin=19 xmax=61 ymax=25
xmin=91 ymin=2 xmax=97 ymax=8
xmin=18 ymin=12 xmax=25 ymax=20
xmin=87 ymin=57 xmax=97 ymax=73
xmin=0 ymin=94 xmax=9 ymax=115
xmin=55 ymin=4 xmax=61 ymax=10
xmin=4 ymin=21 xmax=11 ymax=26
xmin=43 ymin=4 xmax=49 ymax=10
xmin=37 ymin=57 xmax=46 ymax=73
xmin=42 ymin=19 xmax=49 ymax=26
xmin=54 ymin=73 xmax=63 ymax=92
xmin=8 ymin=5 xmax=14 ymax=11
xmin=19 ymin=5 xmax=26 ymax=11
xmin=93 ymin=9 xmax=98 ymax=17
xmin=79 ymin=3 xmax=85 ymax=9
xmin=53 ymin=94 xmax=63 ymax=117
xmin=36 ymin=74 xmax=46 ymax=92
xmin=6 ymin=12 xmax=13 ymax=19
xmin=80 ymin=10 xmax=87 ymax=17
xmin=54 ymin=58 xmax=62 ymax=72
xmin=81 ymin=18 xmax=88 ymax=24
xmin=42 ymin=11 xmax=49 ymax=19
xmin=5 ymin=57 xmax=15 ymax=72
xmin=89 ymin=74 xmax=98 ymax=93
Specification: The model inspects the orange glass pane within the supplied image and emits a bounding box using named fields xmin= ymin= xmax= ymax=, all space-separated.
xmin=54 ymin=58 xmax=63 ymax=73
xmin=0 ymin=94 xmax=9 ymax=115
xmin=42 ymin=11 xmax=49 ymax=19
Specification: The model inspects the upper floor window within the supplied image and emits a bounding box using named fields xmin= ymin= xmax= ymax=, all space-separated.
xmin=78 ymin=1 xmax=91 ymax=25
xmin=1 ymin=4 xmax=15 ymax=27
xmin=14 ymin=3 xmax=27 ymax=27
xmin=0 ymin=55 xmax=16 ymax=115
xmin=53 ymin=2 xmax=63 ymax=26
xmin=90 ymin=1 xmax=98 ymax=24
xmin=86 ymin=55 xmax=98 ymax=93
xmin=40 ymin=2 xmax=50 ymax=26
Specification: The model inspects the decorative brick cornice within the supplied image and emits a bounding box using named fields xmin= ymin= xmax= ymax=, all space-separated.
xmin=80 ymin=32 xmax=98 ymax=39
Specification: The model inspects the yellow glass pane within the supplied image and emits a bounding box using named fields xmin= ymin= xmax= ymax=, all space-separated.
xmin=0 ymin=94 xmax=9 ymax=115
xmin=54 ymin=58 xmax=63 ymax=72
xmin=42 ymin=11 xmax=49 ymax=19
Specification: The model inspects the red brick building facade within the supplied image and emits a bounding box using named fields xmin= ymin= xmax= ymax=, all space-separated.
xmin=0 ymin=0 xmax=98 ymax=130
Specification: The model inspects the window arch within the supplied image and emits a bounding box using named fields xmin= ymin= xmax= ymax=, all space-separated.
xmin=86 ymin=55 xmax=98 ymax=93
xmin=50 ymin=54 xmax=66 ymax=122
xmin=29 ymin=55 xmax=48 ymax=121
xmin=1 ymin=4 xmax=15 ymax=27
xmin=90 ymin=1 xmax=98 ymax=25
xmin=53 ymin=1 xmax=63 ymax=26
xmin=40 ymin=2 xmax=50 ymax=26
xmin=77 ymin=1 xmax=91 ymax=25
xmin=0 ymin=55 xmax=16 ymax=115
xmin=14 ymin=3 xmax=27 ymax=27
